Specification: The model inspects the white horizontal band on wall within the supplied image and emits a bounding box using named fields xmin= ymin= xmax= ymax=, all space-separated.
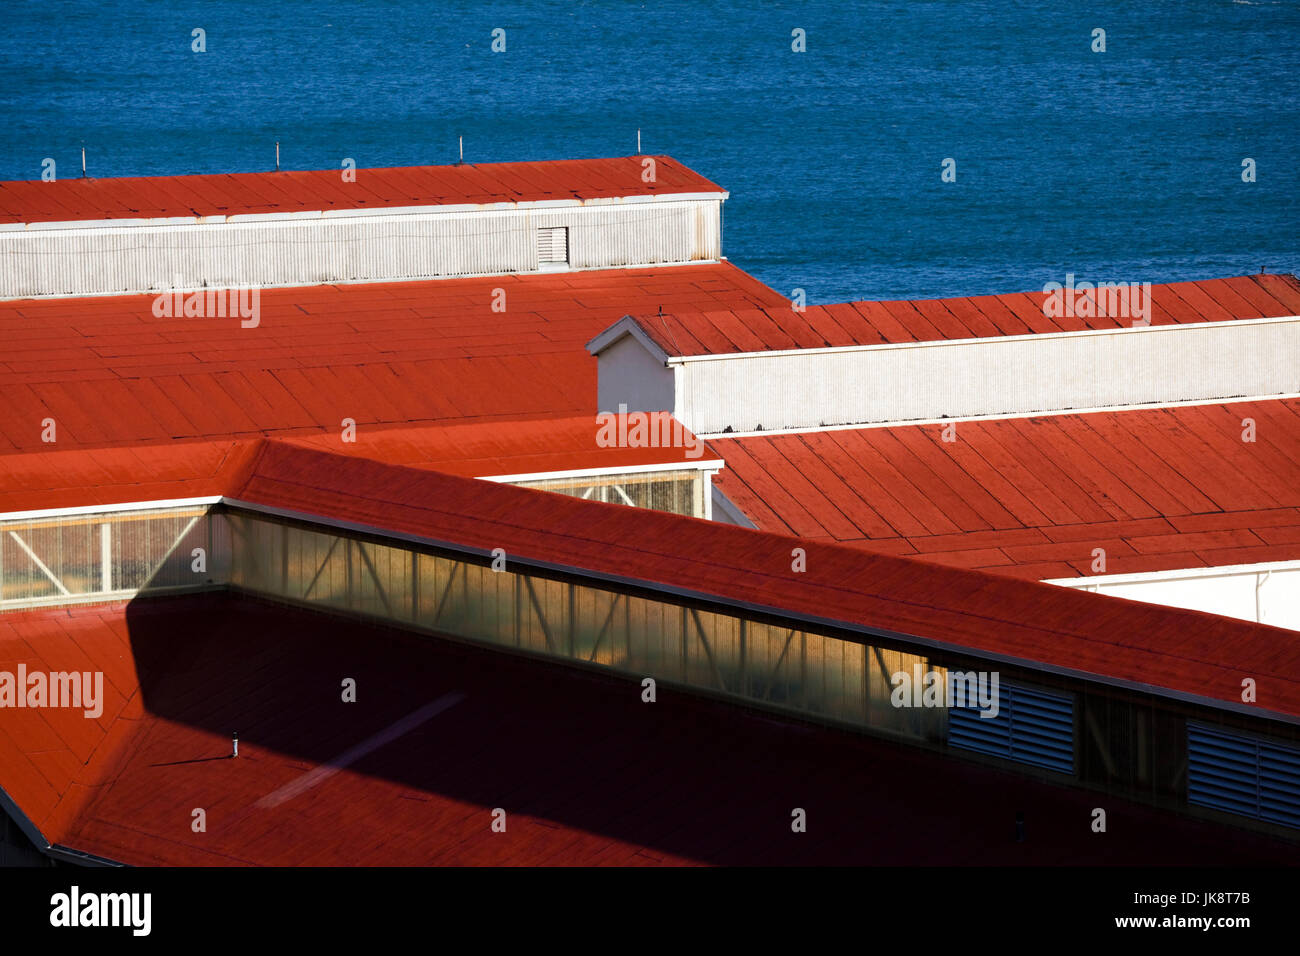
xmin=0 ymin=496 xmax=223 ymax=523
xmin=1 ymin=198 xmax=723 ymax=298
xmin=478 ymin=460 xmax=721 ymax=484
xmin=667 ymin=315 xmax=1300 ymax=434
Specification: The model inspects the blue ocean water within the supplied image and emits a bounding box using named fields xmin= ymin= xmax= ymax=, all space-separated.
xmin=0 ymin=0 xmax=1296 ymax=302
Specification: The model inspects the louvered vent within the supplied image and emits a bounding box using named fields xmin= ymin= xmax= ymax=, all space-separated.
xmin=537 ymin=226 xmax=568 ymax=265
xmin=1188 ymin=724 xmax=1300 ymax=828
xmin=949 ymin=683 xmax=1074 ymax=774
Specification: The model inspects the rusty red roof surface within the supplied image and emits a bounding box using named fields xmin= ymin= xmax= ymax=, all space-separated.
xmin=710 ymin=399 xmax=1300 ymax=579
xmin=0 ymin=417 xmax=717 ymax=515
xmin=614 ymin=273 xmax=1300 ymax=355
xmin=209 ymin=441 xmax=1300 ymax=722
xmin=4 ymin=594 xmax=1291 ymax=866
xmin=0 ymin=156 xmax=722 ymax=225
xmin=0 ymin=261 xmax=787 ymax=455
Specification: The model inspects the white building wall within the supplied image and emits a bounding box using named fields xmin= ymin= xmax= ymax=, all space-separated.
xmin=0 ymin=198 xmax=722 ymax=298
xmin=597 ymin=334 xmax=676 ymax=414
xmin=658 ymin=317 xmax=1300 ymax=434
xmin=1047 ymin=562 xmax=1300 ymax=633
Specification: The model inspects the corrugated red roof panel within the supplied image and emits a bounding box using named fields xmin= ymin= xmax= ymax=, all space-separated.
xmin=711 ymin=399 xmax=1300 ymax=579
xmin=3 ymin=438 xmax=1297 ymax=864
xmin=4 ymin=595 xmax=1290 ymax=866
xmin=0 ymin=262 xmax=789 ymax=455
xmin=211 ymin=440 xmax=1300 ymax=722
xmin=0 ymin=156 xmax=722 ymax=225
xmin=0 ymin=441 xmax=257 ymax=513
xmin=616 ymin=274 xmax=1300 ymax=356
xmin=17 ymin=435 xmax=1255 ymax=718
xmin=0 ymin=416 xmax=718 ymax=514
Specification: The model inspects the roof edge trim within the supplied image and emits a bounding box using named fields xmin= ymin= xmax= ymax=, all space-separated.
xmin=663 ymin=313 xmax=1300 ymax=363
xmin=0 ymin=496 xmax=223 ymax=522
xmin=478 ymin=458 xmax=721 ymax=483
xmin=586 ymin=315 xmax=672 ymax=361
xmin=695 ymin=392 xmax=1300 ymax=439
xmin=0 ymin=191 xmax=730 ymax=233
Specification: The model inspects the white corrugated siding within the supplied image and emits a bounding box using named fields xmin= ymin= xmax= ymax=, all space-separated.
xmin=674 ymin=318 xmax=1300 ymax=434
xmin=0 ymin=199 xmax=721 ymax=297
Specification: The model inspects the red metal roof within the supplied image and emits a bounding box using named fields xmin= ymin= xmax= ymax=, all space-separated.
xmin=616 ymin=273 xmax=1300 ymax=355
xmin=281 ymin=415 xmax=718 ymax=478
xmin=0 ymin=261 xmax=787 ymax=456
xmin=15 ymin=436 xmax=1287 ymax=720
xmin=4 ymin=594 xmax=1289 ymax=866
xmin=0 ymin=156 xmax=722 ymax=224
xmin=0 ymin=417 xmax=717 ymax=514
xmin=710 ymin=399 xmax=1300 ymax=579
xmin=0 ymin=439 xmax=251 ymax=514
xmin=216 ymin=440 xmax=1300 ymax=722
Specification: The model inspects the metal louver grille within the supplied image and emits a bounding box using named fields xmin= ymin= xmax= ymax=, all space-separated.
xmin=537 ymin=226 xmax=568 ymax=264
xmin=1188 ymin=724 xmax=1300 ymax=828
xmin=949 ymin=683 xmax=1074 ymax=774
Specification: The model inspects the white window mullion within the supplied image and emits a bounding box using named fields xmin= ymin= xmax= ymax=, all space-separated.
xmin=100 ymin=522 xmax=112 ymax=592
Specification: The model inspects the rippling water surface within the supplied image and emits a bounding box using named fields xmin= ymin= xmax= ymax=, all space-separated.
xmin=1 ymin=1 xmax=1296 ymax=300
